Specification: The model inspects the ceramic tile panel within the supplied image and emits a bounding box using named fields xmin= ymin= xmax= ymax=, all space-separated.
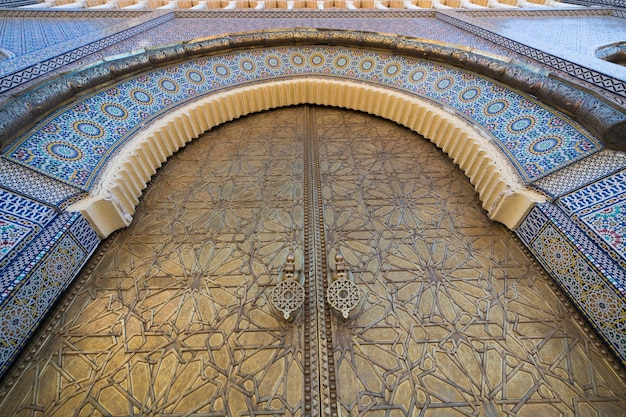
xmin=0 ymin=212 xmax=99 ymax=378
xmin=0 ymin=17 xmax=126 ymax=57
xmin=0 ymin=188 xmax=56 ymax=272
xmin=532 ymin=150 xmax=626 ymax=198
xmin=517 ymin=203 xmax=626 ymax=365
xmin=0 ymin=11 xmax=173 ymax=93
xmin=524 ymin=203 xmax=626 ymax=294
xmin=438 ymin=11 xmax=626 ymax=101
xmin=559 ymin=170 xmax=626 ymax=214
xmin=2 ymin=47 xmax=603 ymax=192
xmin=0 ymin=158 xmax=85 ymax=209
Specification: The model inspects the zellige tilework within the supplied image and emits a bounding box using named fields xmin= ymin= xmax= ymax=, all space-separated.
xmin=0 ymin=212 xmax=99 ymax=378
xmin=3 ymin=47 xmax=602 ymax=191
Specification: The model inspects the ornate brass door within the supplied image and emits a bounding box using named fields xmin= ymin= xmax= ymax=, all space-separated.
xmin=3 ymin=106 xmax=626 ymax=417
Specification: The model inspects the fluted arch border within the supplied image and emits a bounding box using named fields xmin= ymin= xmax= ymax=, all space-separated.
xmin=71 ymin=77 xmax=546 ymax=237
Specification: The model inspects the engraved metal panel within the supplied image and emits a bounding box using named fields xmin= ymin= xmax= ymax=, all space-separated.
xmin=1 ymin=106 xmax=625 ymax=417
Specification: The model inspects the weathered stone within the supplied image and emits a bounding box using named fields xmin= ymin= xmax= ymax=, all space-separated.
xmin=463 ymin=55 xmax=508 ymax=79
xmin=146 ymin=43 xmax=188 ymax=67
xmin=20 ymin=79 xmax=74 ymax=118
xmin=577 ymin=95 xmax=626 ymax=150
xmin=535 ymin=77 xmax=585 ymax=117
xmin=500 ymin=65 xmax=545 ymax=97
xmin=107 ymin=53 xmax=151 ymax=78
xmin=68 ymin=64 xmax=113 ymax=92
xmin=228 ymin=32 xmax=262 ymax=49
xmin=0 ymin=101 xmax=34 ymax=149
xmin=186 ymin=36 xmax=231 ymax=57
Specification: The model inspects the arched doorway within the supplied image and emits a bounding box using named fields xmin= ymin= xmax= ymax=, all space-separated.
xmin=2 ymin=106 xmax=624 ymax=416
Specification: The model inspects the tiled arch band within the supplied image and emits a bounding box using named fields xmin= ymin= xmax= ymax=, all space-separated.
xmin=3 ymin=46 xmax=602 ymax=192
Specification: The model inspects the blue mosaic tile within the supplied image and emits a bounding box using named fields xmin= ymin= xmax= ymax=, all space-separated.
xmin=0 ymin=187 xmax=57 ymax=226
xmin=0 ymin=17 xmax=126 ymax=58
xmin=0 ymin=158 xmax=85 ymax=209
xmin=3 ymin=47 xmax=603 ymax=191
xmin=0 ymin=211 xmax=99 ymax=378
xmin=559 ymin=170 xmax=626 ymax=215
xmin=523 ymin=209 xmax=626 ymax=366
xmin=0 ymin=189 xmax=57 ymax=271
xmin=70 ymin=214 xmax=100 ymax=254
xmin=1 ymin=211 xmax=67 ymax=305
xmin=0 ymin=11 xmax=173 ymax=93
xmin=533 ymin=151 xmax=626 ymax=198
xmin=437 ymin=11 xmax=626 ymax=101
xmin=540 ymin=203 xmax=626 ymax=295
xmin=515 ymin=205 xmax=548 ymax=246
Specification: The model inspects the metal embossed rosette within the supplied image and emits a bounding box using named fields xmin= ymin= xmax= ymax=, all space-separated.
xmin=271 ymin=279 xmax=305 ymax=320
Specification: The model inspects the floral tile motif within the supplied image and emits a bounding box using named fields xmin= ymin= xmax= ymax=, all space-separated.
xmin=0 ymin=219 xmax=30 ymax=260
xmin=3 ymin=47 xmax=602 ymax=190
xmin=557 ymin=170 xmax=626 ymax=264
xmin=0 ymin=212 xmax=99 ymax=378
xmin=523 ymin=210 xmax=626 ymax=366
xmin=579 ymin=197 xmax=626 ymax=262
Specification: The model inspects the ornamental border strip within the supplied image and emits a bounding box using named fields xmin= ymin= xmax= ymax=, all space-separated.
xmin=0 ymin=12 xmax=174 ymax=94
xmin=566 ymin=0 xmax=626 ymax=7
xmin=0 ymin=9 xmax=150 ymax=17
xmin=540 ymin=202 xmax=626 ymax=293
xmin=174 ymin=9 xmax=435 ymax=18
xmin=1 ymin=46 xmax=604 ymax=191
xmin=459 ymin=8 xmax=612 ymax=17
xmin=437 ymin=11 xmax=626 ymax=99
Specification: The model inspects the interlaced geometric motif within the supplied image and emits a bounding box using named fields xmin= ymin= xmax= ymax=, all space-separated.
xmin=316 ymin=108 xmax=626 ymax=415
xmin=0 ymin=211 xmax=98 ymax=378
xmin=542 ymin=202 xmax=626 ymax=295
xmin=1 ymin=107 xmax=623 ymax=417
xmin=3 ymin=47 xmax=601 ymax=191
xmin=530 ymin=222 xmax=626 ymax=358
xmin=437 ymin=11 xmax=626 ymax=99
xmin=0 ymin=188 xmax=56 ymax=271
xmin=533 ymin=150 xmax=626 ymax=198
xmin=0 ymin=12 xmax=174 ymax=93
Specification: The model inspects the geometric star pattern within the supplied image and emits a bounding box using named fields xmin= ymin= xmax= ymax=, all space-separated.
xmin=1 ymin=107 xmax=623 ymax=417
xmin=3 ymin=46 xmax=601 ymax=189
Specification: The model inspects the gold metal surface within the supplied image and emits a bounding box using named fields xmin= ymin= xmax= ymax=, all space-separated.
xmin=1 ymin=106 xmax=625 ymax=417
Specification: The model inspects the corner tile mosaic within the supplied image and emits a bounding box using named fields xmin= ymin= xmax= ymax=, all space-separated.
xmin=0 ymin=212 xmax=99 ymax=378
xmin=3 ymin=46 xmax=602 ymax=191
xmin=517 ymin=203 xmax=626 ymax=366
xmin=557 ymin=170 xmax=626 ymax=267
xmin=0 ymin=158 xmax=85 ymax=209
xmin=0 ymin=11 xmax=173 ymax=93
xmin=438 ymin=10 xmax=626 ymax=101
xmin=581 ymin=199 xmax=626 ymax=256
xmin=532 ymin=150 xmax=626 ymax=198
xmin=0 ymin=188 xmax=56 ymax=272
